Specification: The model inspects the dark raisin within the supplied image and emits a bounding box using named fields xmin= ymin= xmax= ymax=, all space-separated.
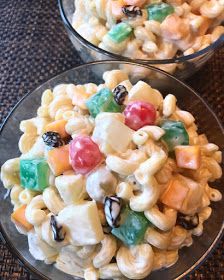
xmin=63 ymin=135 xmax=73 ymax=145
xmin=122 ymin=5 xmax=142 ymax=17
xmin=111 ymin=257 xmax=117 ymax=263
xmin=103 ymin=226 xmax=112 ymax=234
xmin=50 ymin=215 xmax=66 ymax=242
xmin=175 ymin=50 xmax=183 ymax=57
xmin=176 ymin=213 xmax=199 ymax=230
xmin=104 ymin=196 xmax=123 ymax=228
xmin=42 ymin=131 xmax=64 ymax=148
xmin=113 ymin=85 xmax=128 ymax=105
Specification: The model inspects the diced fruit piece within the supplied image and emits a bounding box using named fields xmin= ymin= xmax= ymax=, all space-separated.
xmin=112 ymin=206 xmax=150 ymax=245
xmin=161 ymin=175 xmax=203 ymax=215
xmin=178 ymin=175 xmax=203 ymax=215
xmin=92 ymin=114 xmax=133 ymax=153
xmin=20 ymin=158 xmax=50 ymax=191
xmin=42 ymin=131 xmax=64 ymax=148
xmin=175 ymin=145 xmax=200 ymax=170
xmin=160 ymin=14 xmax=189 ymax=40
xmin=108 ymin=22 xmax=132 ymax=43
xmin=161 ymin=120 xmax=189 ymax=152
xmin=57 ymin=201 xmax=104 ymax=246
xmin=127 ymin=81 xmax=163 ymax=108
xmin=11 ymin=205 xmax=33 ymax=231
xmin=86 ymin=167 xmax=117 ymax=202
xmin=124 ymin=101 xmax=156 ymax=130
xmin=45 ymin=120 xmax=69 ymax=139
xmin=147 ymin=2 xmax=174 ymax=22
xmin=86 ymin=88 xmax=122 ymax=118
xmin=55 ymin=173 xmax=86 ymax=204
xmin=111 ymin=0 xmax=125 ymax=20
xmin=161 ymin=178 xmax=189 ymax=210
xmin=47 ymin=145 xmax=72 ymax=176
xmin=28 ymin=231 xmax=58 ymax=261
xmin=55 ymin=246 xmax=86 ymax=274
xmin=69 ymin=136 xmax=103 ymax=175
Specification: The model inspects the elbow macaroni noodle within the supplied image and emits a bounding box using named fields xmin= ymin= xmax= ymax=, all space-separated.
xmin=1 ymin=158 xmax=20 ymax=189
xmin=145 ymin=227 xmax=172 ymax=250
xmin=93 ymin=235 xmax=117 ymax=268
xmin=145 ymin=206 xmax=177 ymax=231
xmin=25 ymin=195 xmax=47 ymax=226
xmin=152 ymin=249 xmax=179 ymax=271
xmin=0 ymin=69 xmax=222 ymax=279
xmin=19 ymin=189 xmax=37 ymax=205
xmin=10 ymin=185 xmax=24 ymax=207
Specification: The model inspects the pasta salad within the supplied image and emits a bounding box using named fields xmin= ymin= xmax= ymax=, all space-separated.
xmin=72 ymin=0 xmax=224 ymax=73
xmin=1 ymin=69 xmax=222 ymax=279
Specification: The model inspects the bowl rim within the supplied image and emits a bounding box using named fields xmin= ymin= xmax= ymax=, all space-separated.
xmin=58 ymin=0 xmax=224 ymax=65
xmin=0 ymin=60 xmax=223 ymax=280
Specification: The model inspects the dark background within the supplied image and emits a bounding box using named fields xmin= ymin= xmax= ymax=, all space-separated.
xmin=0 ymin=0 xmax=223 ymax=279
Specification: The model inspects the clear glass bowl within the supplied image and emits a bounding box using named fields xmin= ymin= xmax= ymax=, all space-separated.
xmin=58 ymin=0 xmax=224 ymax=80
xmin=0 ymin=62 xmax=223 ymax=280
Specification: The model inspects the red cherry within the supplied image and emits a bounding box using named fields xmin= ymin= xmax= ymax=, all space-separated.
xmin=124 ymin=101 xmax=156 ymax=130
xmin=69 ymin=135 xmax=103 ymax=175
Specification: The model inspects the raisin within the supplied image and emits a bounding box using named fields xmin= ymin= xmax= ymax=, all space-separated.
xmin=64 ymin=135 xmax=73 ymax=145
xmin=103 ymin=226 xmax=112 ymax=234
xmin=113 ymin=85 xmax=128 ymax=105
xmin=104 ymin=196 xmax=122 ymax=228
xmin=42 ymin=131 xmax=64 ymax=148
xmin=122 ymin=5 xmax=142 ymax=17
xmin=50 ymin=215 xmax=66 ymax=242
xmin=176 ymin=213 xmax=199 ymax=230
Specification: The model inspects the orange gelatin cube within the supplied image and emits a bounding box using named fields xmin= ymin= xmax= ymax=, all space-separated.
xmin=11 ymin=205 xmax=33 ymax=231
xmin=45 ymin=119 xmax=69 ymax=139
xmin=111 ymin=0 xmax=125 ymax=19
xmin=161 ymin=178 xmax=189 ymax=210
xmin=47 ymin=145 xmax=72 ymax=176
xmin=175 ymin=145 xmax=200 ymax=170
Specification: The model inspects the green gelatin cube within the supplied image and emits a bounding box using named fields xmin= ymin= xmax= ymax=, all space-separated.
xmin=112 ymin=207 xmax=150 ymax=246
xmin=108 ymin=22 xmax=132 ymax=43
xmin=161 ymin=120 xmax=189 ymax=152
xmin=147 ymin=3 xmax=174 ymax=22
xmin=86 ymin=88 xmax=122 ymax=118
xmin=20 ymin=159 xmax=50 ymax=191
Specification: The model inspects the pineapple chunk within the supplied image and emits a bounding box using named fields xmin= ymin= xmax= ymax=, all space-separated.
xmin=55 ymin=245 xmax=92 ymax=278
xmin=55 ymin=173 xmax=86 ymax=204
xmin=58 ymin=201 xmax=104 ymax=246
xmin=175 ymin=145 xmax=200 ymax=170
xmin=28 ymin=231 xmax=58 ymax=262
xmin=92 ymin=114 xmax=133 ymax=154
xmin=127 ymin=81 xmax=163 ymax=108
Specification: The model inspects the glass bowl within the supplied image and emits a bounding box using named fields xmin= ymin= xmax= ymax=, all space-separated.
xmin=0 ymin=61 xmax=223 ymax=280
xmin=58 ymin=0 xmax=224 ymax=80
